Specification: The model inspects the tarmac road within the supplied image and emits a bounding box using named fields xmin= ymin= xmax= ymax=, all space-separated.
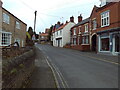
xmin=36 ymin=44 xmax=118 ymax=88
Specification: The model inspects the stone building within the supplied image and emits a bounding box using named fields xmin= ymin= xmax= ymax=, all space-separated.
xmin=0 ymin=2 xmax=27 ymax=47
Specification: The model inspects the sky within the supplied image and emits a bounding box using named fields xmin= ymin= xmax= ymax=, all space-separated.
xmin=2 ymin=0 xmax=101 ymax=34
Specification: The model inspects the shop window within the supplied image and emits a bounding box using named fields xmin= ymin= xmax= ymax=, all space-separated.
xmin=101 ymin=38 xmax=109 ymax=51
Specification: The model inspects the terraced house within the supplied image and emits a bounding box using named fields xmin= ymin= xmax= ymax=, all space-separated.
xmin=91 ymin=1 xmax=120 ymax=55
xmin=52 ymin=16 xmax=75 ymax=47
xmin=70 ymin=15 xmax=90 ymax=51
xmin=70 ymin=0 xmax=120 ymax=55
xmin=0 ymin=1 xmax=27 ymax=48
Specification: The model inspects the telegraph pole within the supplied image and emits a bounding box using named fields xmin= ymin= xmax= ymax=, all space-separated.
xmin=32 ymin=11 xmax=37 ymax=41
xmin=34 ymin=11 xmax=37 ymax=33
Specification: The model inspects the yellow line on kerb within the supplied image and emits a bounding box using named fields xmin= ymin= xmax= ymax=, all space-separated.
xmin=79 ymin=54 xmax=119 ymax=65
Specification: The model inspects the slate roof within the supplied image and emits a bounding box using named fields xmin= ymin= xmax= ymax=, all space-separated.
xmin=73 ymin=17 xmax=90 ymax=28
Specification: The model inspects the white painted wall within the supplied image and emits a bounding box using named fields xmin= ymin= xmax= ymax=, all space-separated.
xmin=53 ymin=22 xmax=75 ymax=47
xmin=62 ymin=22 xmax=75 ymax=47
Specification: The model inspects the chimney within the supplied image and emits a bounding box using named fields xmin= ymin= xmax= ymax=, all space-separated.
xmin=0 ymin=0 xmax=3 ymax=7
xmin=78 ymin=14 xmax=82 ymax=23
xmin=66 ymin=20 xmax=68 ymax=24
xmin=70 ymin=16 xmax=74 ymax=22
xmin=57 ymin=21 xmax=61 ymax=25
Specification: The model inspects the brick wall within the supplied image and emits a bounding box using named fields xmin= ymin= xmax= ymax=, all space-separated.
xmin=96 ymin=2 xmax=120 ymax=32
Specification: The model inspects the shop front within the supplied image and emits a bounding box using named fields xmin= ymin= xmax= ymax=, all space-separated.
xmin=97 ymin=28 xmax=120 ymax=55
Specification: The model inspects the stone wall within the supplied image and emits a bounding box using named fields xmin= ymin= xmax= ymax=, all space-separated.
xmin=2 ymin=48 xmax=35 ymax=88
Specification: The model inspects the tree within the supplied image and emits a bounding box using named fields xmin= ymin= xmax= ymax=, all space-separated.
xmin=48 ymin=25 xmax=53 ymax=41
xmin=28 ymin=27 xmax=34 ymax=38
xmin=26 ymin=26 xmax=34 ymax=46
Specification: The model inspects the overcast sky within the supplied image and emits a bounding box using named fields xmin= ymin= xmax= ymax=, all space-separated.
xmin=3 ymin=0 xmax=101 ymax=34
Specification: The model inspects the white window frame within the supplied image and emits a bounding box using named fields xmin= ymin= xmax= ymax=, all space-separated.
xmin=78 ymin=26 xmax=81 ymax=34
xmin=3 ymin=13 xmax=10 ymax=24
xmin=101 ymin=10 xmax=110 ymax=27
xmin=85 ymin=24 xmax=88 ymax=32
xmin=73 ymin=28 xmax=76 ymax=35
xmin=16 ymin=21 xmax=20 ymax=29
xmin=15 ymin=38 xmax=20 ymax=46
xmin=0 ymin=31 xmax=12 ymax=46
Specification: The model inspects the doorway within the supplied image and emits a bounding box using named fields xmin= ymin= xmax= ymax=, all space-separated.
xmin=92 ymin=34 xmax=97 ymax=51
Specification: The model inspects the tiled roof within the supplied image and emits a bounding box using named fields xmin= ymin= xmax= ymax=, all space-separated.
xmin=73 ymin=18 xmax=90 ymax=28
xmin=55 ymin=23 xmax=68 ymax=31
xmin=40 ymin=33 xmax=48 ymax=36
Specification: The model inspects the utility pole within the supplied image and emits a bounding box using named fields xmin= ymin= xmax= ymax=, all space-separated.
xmin=34 ymin=11 xmax=37 ymax=33
xmin=32 ymin=11 xmax=37 ymax=41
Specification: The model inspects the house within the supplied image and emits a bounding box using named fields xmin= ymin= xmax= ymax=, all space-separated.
xmin=0 ymin=1 xmax=27 ymax=48
xmin=69 ymin=1 xmax=120 ymax=55
xmin=39 ymin=32 xmax=49 ymax=44
xmin=70 ymin=15 xmax=90 ymax=51
xmin=0 ymin=0 xmax=2 ymax=42
xmin=51 ymin=21 xmax=61 ymax=45
xmin=53 ymin=16 xmax=75 ymax=47
xmin=95 ymin=1 xmax=120 ymax=55
xmin=39 ymin=28 xmax=50 ymax=43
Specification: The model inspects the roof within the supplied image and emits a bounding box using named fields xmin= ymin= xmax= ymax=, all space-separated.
xmin=2 ymin=7 xmax=27 ymax=25
xmin=40 ymin=33 xmax=48 ymax=36
xmin=55 ymin=22 xmax=68 ymax=31
xmin=72 ymin=18 xmax=90 ymax=28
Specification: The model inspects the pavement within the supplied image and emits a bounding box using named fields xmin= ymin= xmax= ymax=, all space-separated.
xmin=35 ymin=44 xmax=119 ymax=88
xmin=29 ymin=47 xmax=57 ymax=88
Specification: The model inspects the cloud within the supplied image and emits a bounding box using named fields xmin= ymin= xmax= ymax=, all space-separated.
xmin=3 ymin=0 xmax=100 ymax=33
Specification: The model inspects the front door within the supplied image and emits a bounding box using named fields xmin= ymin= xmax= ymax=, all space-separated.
xmin=92 ymin=34 xmax=97 ymax=51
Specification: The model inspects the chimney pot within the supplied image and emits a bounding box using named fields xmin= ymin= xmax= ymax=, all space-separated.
xmin=0 ymin=0 xmax=3 ymax=7
xmin=78 ymin=14 xmax=82 ymax=23
xmin=70 ymin=16 xmax=74 ymax=22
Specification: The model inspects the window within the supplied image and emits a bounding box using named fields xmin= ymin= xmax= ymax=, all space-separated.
xmin=57 ymin=31 xmax=58 ymax=36
xmin=0 ymin=32 xmax=11 ymax=46
xmin=3 ymin=13 xmax=10 ymax=24
xmin=73 ymin=38 xmax=76 ymax=45
xmin=16 ymin=21 xmax=20 ymax=29
xmin=15 ymin=38 xmax=20 ymax=46
xmin=101 ymin=11 xmax=110 ymax=27
xmin=60 ymin=30 xmax=62 ymax=35
xmin=85 ymin=24 xmax=88 ymax=32
xmin=93 ymin=19 xmax=97 ymax=30
xmin=78 ymin=26 xmax=81 ymax=34
xmin=82 ymin=36 xmax=89 ymax=44
xmin=41 ymin=36 xmax=44 ymax=39
xmin=100 ymin=37 xmax=109 ymax=51
xmin=73 ymin=28 xmax=76 ymax=35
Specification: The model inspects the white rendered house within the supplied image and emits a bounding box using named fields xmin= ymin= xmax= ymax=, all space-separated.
xmin=53 ymin=16 xmax=75 ymax=47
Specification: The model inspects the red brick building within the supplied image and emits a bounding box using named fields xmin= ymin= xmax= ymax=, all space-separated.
xmin=70 ymin=15 xmax=90 ymax=51
xmin=70 ymin=1 xmax=120 ymax=55
xmin=95 ymin=2 xmax=120 ymax=55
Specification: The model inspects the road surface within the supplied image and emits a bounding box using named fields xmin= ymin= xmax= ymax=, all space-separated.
xmin=36 ymin=44 xmax=118 ymax=88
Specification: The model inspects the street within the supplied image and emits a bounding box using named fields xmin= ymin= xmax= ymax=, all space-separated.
xmin=35 ymin=44 xmax=118 ymax=88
